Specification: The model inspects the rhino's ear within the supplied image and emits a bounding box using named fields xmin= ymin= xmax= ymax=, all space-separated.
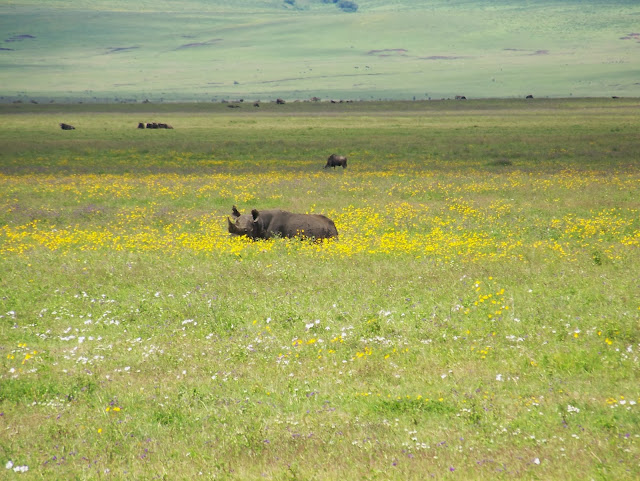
xmin=251 ymin=209 xmax=260 ymax=221
xmin=232 ymin=205 xmax=241 ymax=218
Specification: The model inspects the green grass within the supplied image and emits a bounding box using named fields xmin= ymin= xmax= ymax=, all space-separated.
xmin=1 ymin=1 xmax=639 ymax=102
xmin=0 ymin=98 xmax=639 ymax=479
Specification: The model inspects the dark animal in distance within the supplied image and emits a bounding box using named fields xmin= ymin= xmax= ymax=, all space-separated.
xmin=526 ymin=94 xmax=534 ymax=99
xmin=455 ymin=95 xmax=467 ymax=100
xmin=325 ymin=154 xmax=347 ymax=169
xmin=59 ymin=123 xmax=75 ymax=130
xmin=228 ymin=206 xmax=338 ymax=240
xmin=276 ymin=98 xmax=286 ymax=104
xmin=142 ymin=122 xmax=173 ymax=129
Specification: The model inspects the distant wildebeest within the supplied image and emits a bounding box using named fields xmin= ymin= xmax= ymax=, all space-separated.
xmin=526 ymin=95 xmax=534 ymax=99
xmin=325 ymin=154 xmax=347 ymax=169
xmin=138 ymin=122 xmax=145 ymax=129
xmin=228 ymin=206 xmax=338 ymax=240
xmin=60 ymin=123 xmax=75 ymax=130
xmin=254 ymin=102 xmax=260 ymax=107
xmin=276 ymin=98 xmax=286 ymax=104
xmin=455 ymin=95 xmax=467 ymax=100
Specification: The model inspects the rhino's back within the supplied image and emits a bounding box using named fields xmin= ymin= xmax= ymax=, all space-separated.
xmin=269 ymin=212 xmax=338 ymax=239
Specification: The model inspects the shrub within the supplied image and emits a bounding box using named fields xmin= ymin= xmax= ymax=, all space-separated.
xmin=337 ymin=0 xmax=358 ymax=12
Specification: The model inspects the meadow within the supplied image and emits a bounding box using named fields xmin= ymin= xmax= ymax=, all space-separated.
xmin=0 ymin=98 xmax=639 ymax=479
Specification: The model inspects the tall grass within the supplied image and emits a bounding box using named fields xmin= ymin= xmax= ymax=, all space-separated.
xmin=1 ymin=99 xmax=639 ymax=479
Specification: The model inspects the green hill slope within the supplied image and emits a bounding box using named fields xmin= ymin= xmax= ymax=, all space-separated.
xmin=1 ymin=1 xmax=638 ymax=101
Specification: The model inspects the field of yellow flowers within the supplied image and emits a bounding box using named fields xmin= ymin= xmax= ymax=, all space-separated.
xmin=1 ymin=99 xmax=639 ymax=479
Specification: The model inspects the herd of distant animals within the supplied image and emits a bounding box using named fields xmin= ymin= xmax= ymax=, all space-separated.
xmin=63 ymin=94 xmax=552 ymax=239
xmin=54 ymin=92 xmax=621 ymax=242
xmin=58 ymin=121 xmax=347 ymax=170
xmin=58 ymin=117 xmax=346 ymax=240
xmin=59 ymin=94 xmax=549 ymax=239
xmin=138 ymin=122 xmax=173 ymax=129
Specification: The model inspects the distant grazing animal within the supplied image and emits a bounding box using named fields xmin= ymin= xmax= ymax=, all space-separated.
xmin=59 ymin=123 xmax=75 ymax=130
xmin=276 ymin=98 xmax=286 ymax=104
xmin=455 ymin=95 xmax=467 ymax=100
xmin=142 ymin=122 xmax=173 ymax=129
xmin=526 ymin=95 xmax=534 ymax=99
xmin=325 ymin=154 xmax=347 ymax=169
xmin=254 ymin=102 xmax=260 ymax=107
xmin=228 ymin=206 xmax=338 ymax=240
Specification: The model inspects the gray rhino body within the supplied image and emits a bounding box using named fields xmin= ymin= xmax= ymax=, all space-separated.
xmin=228 ymin=206 xmax=338 ymax=240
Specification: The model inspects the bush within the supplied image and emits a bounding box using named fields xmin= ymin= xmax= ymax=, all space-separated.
xmin=337 ymin=0 xmax=358 ymax=12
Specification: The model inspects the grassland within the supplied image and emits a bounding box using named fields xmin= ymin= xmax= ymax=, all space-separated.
xmin=1 ymin=98 xmax=639 ymax=479
xmin=1 ymin=1 xmax=639 ymax=102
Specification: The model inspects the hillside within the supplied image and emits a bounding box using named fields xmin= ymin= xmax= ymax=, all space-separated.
xmin=1 ymin=1 xmax=639 ymax=101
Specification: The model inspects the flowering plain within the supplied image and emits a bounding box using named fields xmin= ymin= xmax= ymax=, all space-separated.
xmin=0 ymin=99 xmax=639 ymax=479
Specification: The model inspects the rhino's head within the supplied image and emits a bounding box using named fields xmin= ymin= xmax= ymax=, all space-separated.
xmin=227 ymin=206 xmax=262 ymax=239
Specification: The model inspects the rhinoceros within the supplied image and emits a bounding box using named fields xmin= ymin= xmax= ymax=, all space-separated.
xmin=325 ymin=154 xmax=347 ymax=169
xmin=227 ymin=206 xmax=338 ymax=240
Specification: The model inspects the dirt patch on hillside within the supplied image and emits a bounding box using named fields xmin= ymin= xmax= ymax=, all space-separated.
xmin=504 ymin=48 xmax=549 ymax=55
xmin=106 ymin=47 xmax=139 ymax=54
xmin=178 ymin=39 xmax=223 ymax=49
xmin=367 ymin=48 xmax=408 ymax=57
xmin=620 ymin=33 xmax=640 ymax=42
xmin=5 ymin=34 xmax=35 ymax=42
xmin=419 ymin=55 xmax=464 ymax=60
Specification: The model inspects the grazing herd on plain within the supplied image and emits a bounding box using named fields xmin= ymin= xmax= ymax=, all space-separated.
xmin=56 ymin=94 xmax=533 ymax=241
xmin=58 ymin=117 xmax=347 ymax=241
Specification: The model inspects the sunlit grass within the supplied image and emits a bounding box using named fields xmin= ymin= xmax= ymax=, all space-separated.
xmin=1 ymin=100 xmax=639 ymax=479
